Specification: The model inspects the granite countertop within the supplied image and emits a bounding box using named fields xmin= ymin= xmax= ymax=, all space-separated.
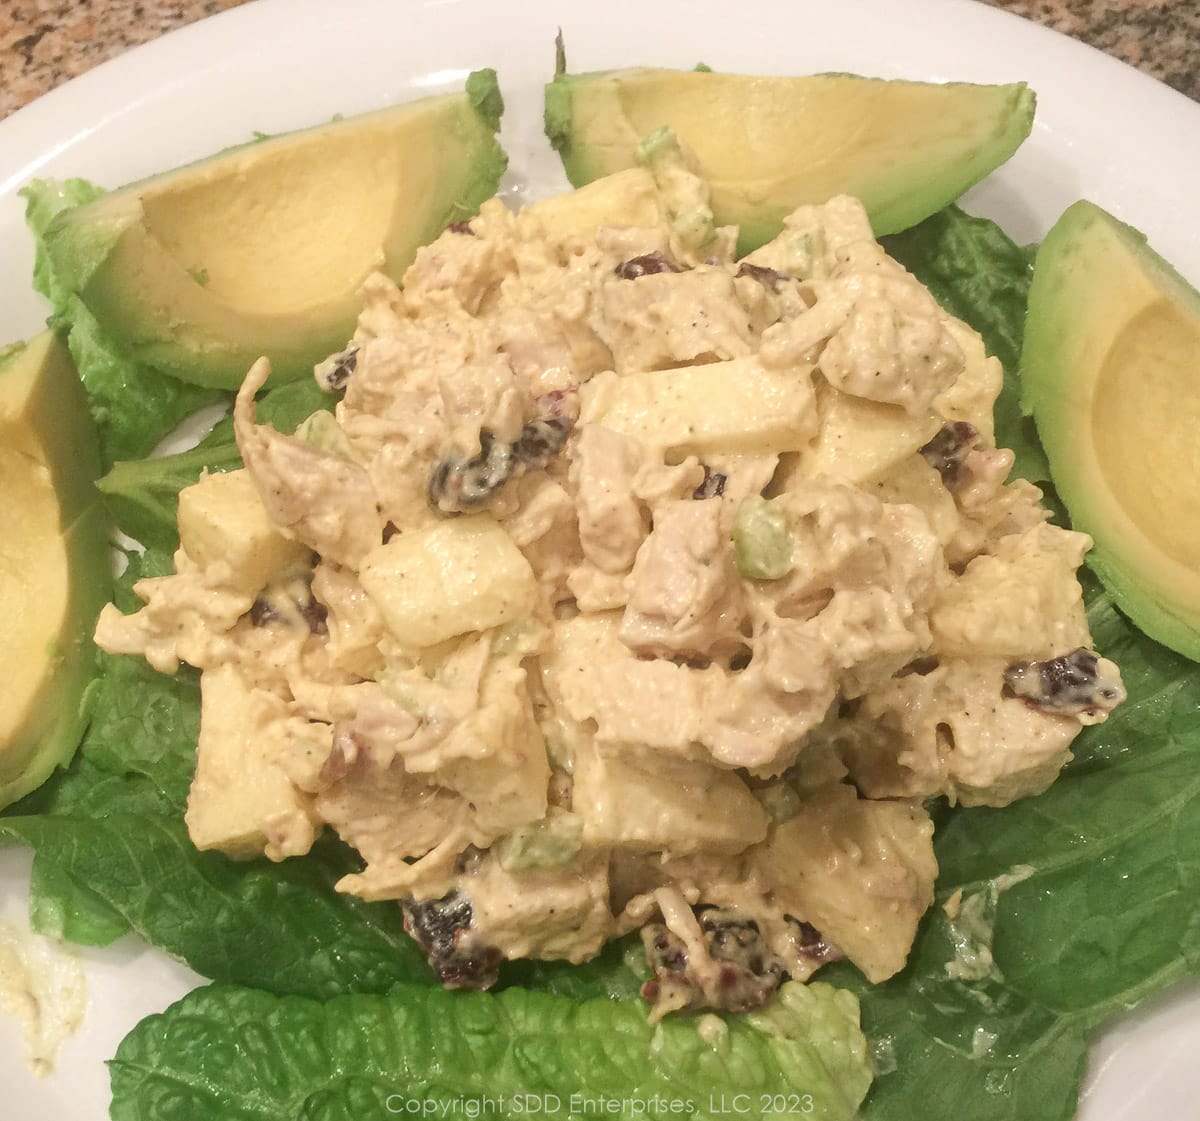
xmin=0 ymin=0 xmax=1197 ymax=120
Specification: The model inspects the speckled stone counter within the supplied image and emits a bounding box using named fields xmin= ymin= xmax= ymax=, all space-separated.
xmin=0 ymin=0 xmax=1196 ymax=120
xmin=0 ymin=0 xmax=248 ymax=118
xmin=983 ymin=0 xmax=1199 ymax=97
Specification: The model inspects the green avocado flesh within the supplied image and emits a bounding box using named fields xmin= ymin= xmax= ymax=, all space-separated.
xmin=42 ymin=71 xmax=507 ymax=390
xmin=544 ymin=67 xmax=1034 ymax=253
xmin=1021 ymin=200 xmax=1200 ymax=662
xmin=0 ymin=332 xmax=111 ymax=808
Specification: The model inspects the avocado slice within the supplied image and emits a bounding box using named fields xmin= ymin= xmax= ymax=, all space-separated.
xmin=545 ymin=66 xmax=1034 ymax=253
xmin=0 ymin=332 xmax=111 ymax=808
xmin=43 ymin=70 xmax=507 ymax=390
xmin=1021 ymin=201 xmax=1200 ymax=661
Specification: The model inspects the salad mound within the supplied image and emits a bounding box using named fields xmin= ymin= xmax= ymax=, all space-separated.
xmin=94 ymin=151 xmax=1124 ymax=1021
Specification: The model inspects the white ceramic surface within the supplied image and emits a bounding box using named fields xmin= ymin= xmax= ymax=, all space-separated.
xmin=1 ymin=1 xmax=1198 ymax=1117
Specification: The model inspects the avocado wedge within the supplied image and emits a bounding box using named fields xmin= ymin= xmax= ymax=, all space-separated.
xmin=1021 ymin=201 xmax=1200 ymax=661
xmin=545 ymin=65 xmax=1034 ymax=253
xmin=43 ymin=71 xmax=507 ymax=390
xmin=0 ymin=332 xmax=111 ymax=808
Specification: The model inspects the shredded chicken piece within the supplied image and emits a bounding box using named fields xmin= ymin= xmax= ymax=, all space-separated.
xmin=235 ymin=359 xmax=385 ymax=567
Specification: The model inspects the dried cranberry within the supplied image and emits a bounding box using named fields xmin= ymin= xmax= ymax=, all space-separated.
xmin=1004 ymin=647 xmax=1124 ymax=716
xmin=248 ymin=598 xmax=279 ymax=627
xmin=301 ymin=597 xmax=328 ymax=636
xmin=920 ymin=421 xmax=979 ymax=488
xmin=697 ymin=908 xmax=785 ymax=1013
xmin=315 ymin=346 xmax=358 ymax=394
xmin=640 ymin=906 xmax=787 ymax=1018
xmin=428 ymin=430 xmax=516 ymax=515
xmin=515 ymin=416 xmax=573 ymax=470
xmin=535 ymin=388 xmax=578 ymax=420
xmin=693 ymin=466 xmax=727 ymax=500
xmin=787 ymin=917 xmax=840 ymax=963
xmin=645 ymin=924 xmax=689 ymax=975
xmin=429 ymin=393 xmax=577 ymax=515
xmin=614 ymin=252 xmax=682 ymax=279
xmin=735 ymin=262 xmax=789 ymax=290
xmin=402 ymin=892 xmax=502 ymax=990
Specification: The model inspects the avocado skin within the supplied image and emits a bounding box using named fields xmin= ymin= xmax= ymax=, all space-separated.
xmin=544 ymin=67 xmax=1034 ymax=254
xmin=0 ymin=334 xmax=111 ymax=809
xmin=42 ymin=75 xmax=507 ymax=391
xmin=1021 ymin=200 xmax=1200 ymax=663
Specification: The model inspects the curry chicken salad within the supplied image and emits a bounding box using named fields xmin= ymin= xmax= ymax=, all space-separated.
xmin=95 ymin=139 xmax=1126 ymax=1020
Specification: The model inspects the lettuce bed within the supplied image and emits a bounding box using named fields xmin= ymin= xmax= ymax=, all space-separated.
xmin=3 ymin=194 xmax=1199 ymax=1120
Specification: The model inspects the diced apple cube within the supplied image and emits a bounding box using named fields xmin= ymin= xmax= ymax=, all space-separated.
xmin=751 ymin=783 xmax=936 ymax=983
xmin=930 ymin=523 xmax=1092 ymax=659
xmin=542 ymin=613 xmax=711 ymax=755
xmin=186 ymin=663 xmax=323 ymax=861
xmin=795 ymin=384 xmax=942 ymax=484
xmin=580 ymin=356 xmax=817 ymax=457
xmin=358 ymin=515 xmax=537 ymax=648
xmin=573 ymin=742 xmax=767 ymax=855
xmin=430 ymin=659 xmax=550 ymax=837
xmin=460 ymin=852 xmax=613 ymax=962
xmin=525 ymin=168 xmax=661 ymax=244
xmin=178 ymin=468 xmax=310 ymax=593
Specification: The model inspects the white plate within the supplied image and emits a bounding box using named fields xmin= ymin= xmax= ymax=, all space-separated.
xmin=1 ymin=0 xmax=1198 ymax=1117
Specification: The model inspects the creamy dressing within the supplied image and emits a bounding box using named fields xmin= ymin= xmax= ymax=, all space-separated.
xmin=0 ymin=919 xmax=86 ymax=1077
xmin=944 ymin=864 xmax=1036 ymax=983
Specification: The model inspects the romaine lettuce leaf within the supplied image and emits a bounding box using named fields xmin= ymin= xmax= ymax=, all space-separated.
xmin=108 ymin=981 xmax=872 ymax=1121
xmin=1 ymin=772 xmax=433 ymax=999
xmin=21 ymin=177 xmax=105 ymax=308
xmin=62 ymin=296 xmax=226 ymax=467
xmin=27 ymin=848 xmax=130 ymax=947
xmin=96 ymin=374 xmax=332 ymax=553
xmin=21 ymin=179 xmax=225 ymax=467
xmin=98 ymin=442 xmax=243 ymax=556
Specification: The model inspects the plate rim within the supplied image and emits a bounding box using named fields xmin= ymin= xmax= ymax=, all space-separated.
xmin=1 ymin=2 xmax=1198 ymax=1119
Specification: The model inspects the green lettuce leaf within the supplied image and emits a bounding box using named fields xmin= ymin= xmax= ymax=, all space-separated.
xmin=1 ymin=773 xmax=431 ymax=999
xmin=108 ymin=981 xmax=871 ymax=1121
xmin=21 ymin=179 xmax=225 ymax=467
xmin=62 ymin=297 xmax=225 ymax=466
xmin=96 ymin=374 xmax=333 ymax=552
xmin=27 ymin=849 xmax=130 ymax=947
xmin=98 ymin=442 xmax=243 ymax=555
xmin=21 ymin=177 xmax=106 ymax=307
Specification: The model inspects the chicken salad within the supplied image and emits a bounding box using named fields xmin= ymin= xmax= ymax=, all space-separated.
xmin=94 ymin=152 xmax=1125 ymax=1020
